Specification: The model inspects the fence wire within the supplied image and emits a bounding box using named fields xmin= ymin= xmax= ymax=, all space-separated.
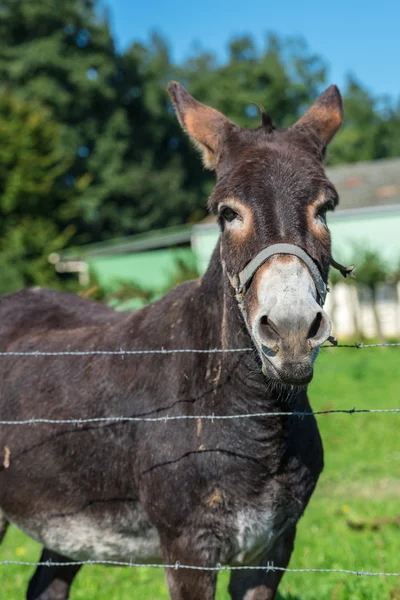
xmin=0 ymin=342 xmax=399 ymax=357
xmin=0 ymin=559 xmax=399 ymax=577
xmin=0 ymin=407 xmax=399 ymax=426
xmin=1 ymin=342 xmax=399 ymax=583
xmin=0 ymin=348 xmax=250 ymax=357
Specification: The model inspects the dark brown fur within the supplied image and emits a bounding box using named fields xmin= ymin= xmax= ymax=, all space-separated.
xmin=0 ymin=83 xmax=342 ymax=600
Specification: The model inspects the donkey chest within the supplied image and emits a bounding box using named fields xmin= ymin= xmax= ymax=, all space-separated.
xmin=223 ymin=499 xmax=295 ymax=564
xmin=232 ymin=508 xmax=280 ymax=563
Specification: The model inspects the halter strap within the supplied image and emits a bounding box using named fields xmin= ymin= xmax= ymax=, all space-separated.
xmin=236 ymin=243 xmax=328 ymax=306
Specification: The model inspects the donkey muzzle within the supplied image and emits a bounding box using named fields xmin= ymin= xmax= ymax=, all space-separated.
xmin=246 ymin=255 xmax=332 ymax=385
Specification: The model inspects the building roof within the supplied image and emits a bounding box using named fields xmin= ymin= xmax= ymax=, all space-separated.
xmin=326 ymin=157 xmax=400 ymax=211
xmin=59 ymin=224 xmax=193 ymax=261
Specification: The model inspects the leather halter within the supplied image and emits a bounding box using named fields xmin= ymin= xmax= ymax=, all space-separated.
xmin=231 ymin=243 xmax=328 ymax=307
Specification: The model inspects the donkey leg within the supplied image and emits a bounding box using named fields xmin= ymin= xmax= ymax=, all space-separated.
xmin=165 ymin=567 xmax=217 ymax=600
xmin=0 ymin=509 xmax=9 ymax=543
xmin=27 ymin=548 xmax=81 ymax=600
xmin=228 ymin=526 xmax=296 ymax=600
xmin=162 ymin=536 xmax=219 ymax=600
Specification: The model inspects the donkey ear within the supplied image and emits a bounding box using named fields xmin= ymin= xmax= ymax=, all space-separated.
xmin=167 ymin=82 xmax=237 ymax=170
xmin=293 ymin=85 xmax=343 ymax=149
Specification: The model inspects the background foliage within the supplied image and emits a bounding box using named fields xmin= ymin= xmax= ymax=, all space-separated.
xmin=2 ymin=0 xmax=400 ymax=293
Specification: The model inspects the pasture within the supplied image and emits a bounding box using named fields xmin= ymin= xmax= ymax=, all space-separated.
xmin=0 ymin=347 xmax=399 ymax=599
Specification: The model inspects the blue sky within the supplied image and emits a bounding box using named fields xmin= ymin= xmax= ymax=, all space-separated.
xmin=107 ymin=0 xmax=399 ymax=101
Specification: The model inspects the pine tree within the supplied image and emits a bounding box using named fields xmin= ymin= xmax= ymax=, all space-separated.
xmin=0 ymin=92 xmax=73 ymax=292
xmin=0 ymin=0 xmax=125 ymax=242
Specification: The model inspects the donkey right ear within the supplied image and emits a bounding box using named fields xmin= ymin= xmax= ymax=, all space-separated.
xmin=293 ymin=85 xmax=343 ymax=150
xmin=167 ymin=82 xmax=237 ymax=170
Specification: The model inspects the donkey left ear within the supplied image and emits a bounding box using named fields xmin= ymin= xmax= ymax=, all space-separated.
xmin=293 ymin=85 xmax=343 ymax=149
xmin=167 ymin=81 xmax=237 ymax=170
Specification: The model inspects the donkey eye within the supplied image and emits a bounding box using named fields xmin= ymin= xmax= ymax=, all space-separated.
xmin=316 ymin=203 xmax=332 ymax=223
xmin=220 ymin=207 xmax=238 ymax=222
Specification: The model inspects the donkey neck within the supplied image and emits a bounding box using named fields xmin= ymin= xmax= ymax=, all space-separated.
xmin=199 ymin=241 xmax=251 ymax=351
xmin=116 ymin=241 xmax=306 ymax=413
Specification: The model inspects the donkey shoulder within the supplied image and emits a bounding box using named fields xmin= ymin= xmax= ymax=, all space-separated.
xmin=0 ymin=288 xmax=123 ymax=343
xmin=0 ymin=279 xmax=203 ymax=345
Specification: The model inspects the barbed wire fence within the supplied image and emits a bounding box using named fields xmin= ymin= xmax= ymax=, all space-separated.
xmin=1 ymin=342 xmax=400 ymax=580
xmin=0 ymin=559 xmax=400 ymax=578
xmin=0 ymin=406 xmax=399 ymax=426
xmin=0 ymin=341 xmax=400 ymax=357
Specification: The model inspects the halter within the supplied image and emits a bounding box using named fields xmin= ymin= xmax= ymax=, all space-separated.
xmin=229 ymin=243 xmax=355 ymax=309
xmin=228 ymin=244 xmax=354 ymax=349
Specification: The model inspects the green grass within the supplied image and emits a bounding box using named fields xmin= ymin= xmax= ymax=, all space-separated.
xmin=1 ymin=348 xmax=399 ymax=599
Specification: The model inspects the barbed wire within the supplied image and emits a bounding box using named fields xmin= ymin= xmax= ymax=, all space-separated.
xmin=0 ymin=348 xmax=250 ymax=357
xmin=0 ymin=558 xmax=399 ymax=577
xmin=328 ymin=342 xmax=400 ymax=349
xmin=0 ymin=343 xmax=398 ymax=425
xmin=0 ymin=407 xmax=399 ymax=425
xmin=1 ymin=343 xmax=399 ymax=583
xmin=0 ymin=342 xmax=399 ymax=357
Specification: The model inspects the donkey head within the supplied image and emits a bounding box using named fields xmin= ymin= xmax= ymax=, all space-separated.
xmin=168 ymin=82 xmax=343 ymax=386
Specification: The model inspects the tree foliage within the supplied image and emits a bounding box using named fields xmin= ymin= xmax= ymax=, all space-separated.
xmin=329 ymin=78 xmax=400 ymax=165
xmin=0 ymin=93 xmax=74 ymax=292
xmin=1 ymin=0 xmax=400 ymax=292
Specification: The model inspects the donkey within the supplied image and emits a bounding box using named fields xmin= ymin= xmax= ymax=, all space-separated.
xmin=0 ymin=82 xmax=343 ymax=600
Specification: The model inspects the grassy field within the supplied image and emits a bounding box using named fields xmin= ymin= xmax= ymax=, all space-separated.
xmin=1 ymin=348 xmax=399 ymax=599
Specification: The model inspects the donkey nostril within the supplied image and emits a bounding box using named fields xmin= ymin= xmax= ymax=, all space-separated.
xmin=258 ymin=315 xmax=280 ymax=344
xmin=307 ymin=313 xmax=323 ymax=340
xmin=307 ymin=311 xmax=331 ymax=347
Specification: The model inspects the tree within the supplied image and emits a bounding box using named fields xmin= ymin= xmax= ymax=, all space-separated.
xmin=350 ymin=248 xmax=390 ymax=343
xmin=0 ymin=0 xmax=126 ymax=243
xmin=183 ymin=35 xmax=327 ymax=128
xmin=0 ymin=3 xmax=208 ymax=241
xmin=2 ymin=4 xmax=400 ymax=299
xmin=115 ymin=34 xmax=211 ymax=234
xmin=328 ymin=77 xmax=400 ymax=165
xmin=0 ymin=92 xmax=74 ymax=291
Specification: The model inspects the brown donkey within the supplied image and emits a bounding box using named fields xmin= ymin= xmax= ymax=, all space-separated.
xmin=0 ymin=82 xmax=343 ymax=600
